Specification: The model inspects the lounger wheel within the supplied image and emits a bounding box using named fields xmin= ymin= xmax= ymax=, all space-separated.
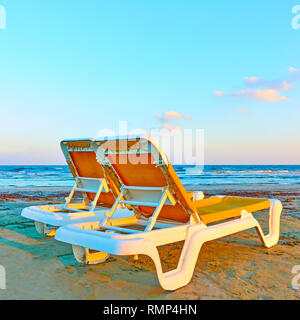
xmin=34 ymin=221 xmax=56 ymax=237
xmin=72 ymin=245 xmax=110 ymax=265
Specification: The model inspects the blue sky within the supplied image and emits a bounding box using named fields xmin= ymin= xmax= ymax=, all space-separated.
xmin=0 ymin=0 xmax=299 ymax=164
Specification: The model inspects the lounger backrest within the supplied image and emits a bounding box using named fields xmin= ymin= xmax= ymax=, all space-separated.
xmin=60 ymin=140 xmax=117 ymax=207
xmin=92 ymin=136 xmax=198 ymax=223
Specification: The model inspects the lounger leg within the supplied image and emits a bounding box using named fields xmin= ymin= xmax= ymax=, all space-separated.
xmin=142 ymin=211 xmax=280 ymax=290
xmin=72 ymin=245 xmax=110 ymax=265
xmin=141 ymin=232 xmax=205 ymax=291
xmin=254 ymin=199 xmax=283 ymax=248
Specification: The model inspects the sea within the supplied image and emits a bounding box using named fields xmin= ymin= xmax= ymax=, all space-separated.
xmin=0 ymin=165 xmax=299 ymax=188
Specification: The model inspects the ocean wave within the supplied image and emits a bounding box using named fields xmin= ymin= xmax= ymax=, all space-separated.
xmin=0 ymin=165 xmax=299 ymax=188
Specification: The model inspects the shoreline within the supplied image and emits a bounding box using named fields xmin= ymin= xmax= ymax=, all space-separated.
xmin=1 ymin=183 xmax=300 ymax=193
xmin=1 ymin=184 xmax=299 ymax=219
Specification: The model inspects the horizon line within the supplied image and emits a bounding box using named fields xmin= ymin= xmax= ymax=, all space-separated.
xmin=1 ymin=163 xmax=300 ymax=166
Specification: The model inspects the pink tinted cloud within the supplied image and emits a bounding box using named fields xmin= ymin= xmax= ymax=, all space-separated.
xmin=216 ymin=68 xmax=297 ymax=103
xmin=163 ymin=123 xmax=182 ymax=131
xmin=214 ymin=91 xmax=225 ymax=97
xmin=156 ymin=111 xmax=190 ymax=122
xmin=244 ymin=77 xmax=293 ymax=91
xmin=237 ymin=108 xmax=250 ymax=115
xmin=288 ymin=66 xmax=299 ymax=73
xmin=244 ymin=77 xmax=261 ymax=85
xmin=215 ymin=89 xmax=290 ymax=102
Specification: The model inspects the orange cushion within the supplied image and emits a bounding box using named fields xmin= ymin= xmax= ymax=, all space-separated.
xmin=69 ymin=151 xmax=115 ymax=206
xmin=107 ymin=153 xmax=194 ymax=223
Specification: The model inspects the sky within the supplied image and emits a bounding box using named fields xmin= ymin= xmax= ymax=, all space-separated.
xmin=0 ymin=0 xmax=300 ymax=165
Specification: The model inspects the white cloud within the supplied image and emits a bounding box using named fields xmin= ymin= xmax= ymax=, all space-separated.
xmin=244 ymin=77 xmax=261 ymax=85
xmin=248 ymin=89 xmax=290 ymax=101
xmin=237 ymin=108 xmax=250 ymax=115
xmin=216 ymin=68 xmax=296 ymax=103
xmin=244 ymin=77 xmax=293 ymax=91
xmin=163 ymin=123 xmax=182 ymax=131
xmin=156 ymin=111 xmax=190 ymax=122
xmin=278 ymin=80 xmax=293 ymax=91
xmin=214 ymin=91 xmax=225 ymax=97
xmin=288 ymin=66 xmax=299 ymax=73
xmin=215 ymin=89 xmax=290 ymax=102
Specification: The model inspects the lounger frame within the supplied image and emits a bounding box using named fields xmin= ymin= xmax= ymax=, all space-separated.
xmin=21 ymin=138 xmax=129 ymax=236
xmin=56 ymin=191 xmax=282 ymax=290
xmin=21 ymin=176 xmax=114 ymax=230
xmin=64 ymin=177 xmax=110 ymax=212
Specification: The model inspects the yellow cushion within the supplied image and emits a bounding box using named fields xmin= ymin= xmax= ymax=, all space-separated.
xmin=193 ymin=196 xmax=271 ymax=224
xmin=186 ymin=191 xmax=194 ymax=200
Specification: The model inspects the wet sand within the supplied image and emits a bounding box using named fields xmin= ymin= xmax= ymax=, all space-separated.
xmin=0 ymin=185 xmax=299 ymax=300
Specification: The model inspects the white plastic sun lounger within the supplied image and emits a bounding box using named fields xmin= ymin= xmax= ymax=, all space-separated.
xmin=21 ymin=139 xmax=132 ymax=241
xmin=55 ymin=135 xmax=283 ymax=290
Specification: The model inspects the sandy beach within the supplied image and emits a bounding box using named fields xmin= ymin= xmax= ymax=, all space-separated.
xmin=0 ymin=184 xmax=299 ymax=300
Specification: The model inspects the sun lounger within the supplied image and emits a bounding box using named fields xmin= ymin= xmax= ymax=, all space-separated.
xmin=54 ymin=135 xmax=283 ymax=290
xmin=21 ymin=139 xmax=132 ymax=243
